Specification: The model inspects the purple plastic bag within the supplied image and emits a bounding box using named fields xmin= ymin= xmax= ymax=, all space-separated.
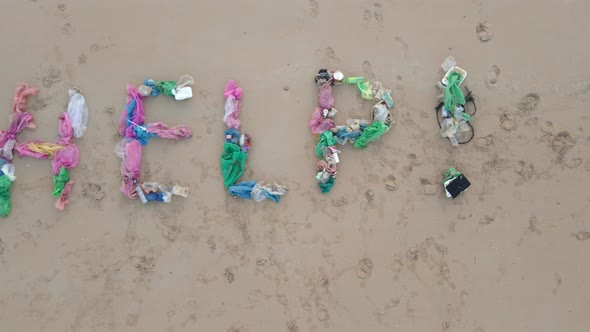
xmin=223 ymin=80 xmax=243 ymax=129
xmin=309 ymin=107 xmax=335 ymax=134
xmin=52 ymin=144 xmax=79 ymax=175
xmin=146 ymin=122 xmax=192 ymax=140
xmin=318 ymin=82 xmax=334 ymax=110
xmin=120 ymin=139 xmax=142 ymax=198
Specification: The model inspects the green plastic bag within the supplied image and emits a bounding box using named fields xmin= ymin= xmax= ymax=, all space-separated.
xmin=315 ymin=131 xmax=338 ymax=157
xmin=357 ymin=81 xmax=373 ymax=100
xmin=155 ymin=80 xmax=177 ymax=96
xmin=443 ymin=167 xmax=462 ymax=184
xmin=344 ymin=77 xmax=364 ymax=84
xmin=53 ymin=166 xmax=70 ymax=197
xmin=443 ymin=72 xmax=466 ymax=114
xmin=220 ymin=142 xmax=247 ymax=188
xmin=318 ymin=177 xmax=334 ymax=193
xmin=0 ymin=175 xmax=12 ymax=217
xmin=354 ymin=122 xmax=389 ymax=149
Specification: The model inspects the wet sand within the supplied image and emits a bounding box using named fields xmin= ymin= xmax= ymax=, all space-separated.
xmin=0 ymin=0 xmax=589 ymax=331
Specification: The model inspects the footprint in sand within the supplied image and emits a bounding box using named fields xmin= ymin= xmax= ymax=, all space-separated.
xmin=486 ymin=65 xmax=501 ymax=86
xmin=357 ymin=258 xmax=374 ymax=279
xmin=517 ymin=93 xmax=541 ymax=112
xmin=476 ymin=22 xmax=493 ymax=42
xmin=78 ymin=53 xmax=87 ymax=64
xmin=552 ymin=131 xmax=576 ymax=161
xmin=61 ymin=22 xmax=73 ymax=35
xmin=317 ymin=304 xmax=329 ymax=321
xmin=309 ymin=0 xmax=318 ymax=17
xmin=390 ymin=259 xmax=403 ymax=272
xmin=287 ymin=320 xmax=299 ymax=332
xmin=0 ymin=238 xmax=5 ymax=255
xmin=331 ymin=196 xmax=348 ymax=207
xmin=373 ymin=3 xmax=384 ymax=23
xmin=42 ymin=65 xmax=62 ymax=88
xmin=325 ymin=47 xmax=341 ymax=64
xmin=475 ymin=134 xmax=494 ymax=151
xmin=500 ymin=113 xmax=516 ymax=131
xmin=514 ymin=161 xmax=535 ymax=181
xmin=362 ymin=10 xmax=372 ymax=24
xmin=384 ymin=175 xmax=398 ymax=191
xmin=363 ymin=60 xmax=375 ymax=79
xmin=564 ymin=158 xmax=582 ymax=168
xmin=419 ymin=179 xmax=437 ymax=195
xmin=575 ymin=231 xmax=590 ymax=241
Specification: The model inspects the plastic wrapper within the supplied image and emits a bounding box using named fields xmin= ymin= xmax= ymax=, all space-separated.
xmin=119 ymin=139 xmax=142 ymax=198
xmin=309 ymin=107 xmax=335 ymax=134
xmin=318 ymin=82 xmax=334 ymax=110
xmin=67 ymin=89 xmax=89 ymax=138
xmin=223 ymin=80 xmax=243 ymax=129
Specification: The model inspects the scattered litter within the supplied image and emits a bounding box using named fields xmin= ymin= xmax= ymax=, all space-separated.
xmin=221 ymin=81 xmax=287 ymax=202
xmin=435 ymin=58 xmax=476 ymax=146
xmin=443 ymin=168 xmax=471 ymax=199
xmin=310 ymin=69 xmax=395 ymax=193
xmin=116 ymin=75 xmax=192 ymax=203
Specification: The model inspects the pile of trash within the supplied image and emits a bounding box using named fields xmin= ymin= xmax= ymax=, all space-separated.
xmin=310 ymin=69 xmax=395 ymax=193
xmin=3 ymin=85 xmax=88 ymax=213
xmin=443 ymin=167 xmax=471 ymax=199
xmin=116 ymin=75 xmax=193 ymax=204
xmin=221 ymin=80 xmax=287 ymax=202
xmin=435 ymin=57 xmax=476 ymax=147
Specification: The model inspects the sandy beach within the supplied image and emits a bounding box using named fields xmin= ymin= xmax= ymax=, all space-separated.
xmin=0 ymin=0 xmax=589 ymax=331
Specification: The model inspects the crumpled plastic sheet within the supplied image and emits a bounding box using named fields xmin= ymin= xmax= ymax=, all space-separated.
xmin=318 ymin=82 xmax=334 ymax=110
xmin=223 ymin=80 xmax=243 ymax=129
xmin=116 ymin=139 xmax=142 ymax=199
xmin=67 ymin=88 xmax=89 ymax=139
xmin=142 ymin=182 xmax=189 ymax=203
xmin=119 ymin=85 xmax=145 ymax=138
xmin=228 ymin=180 xmax=287 ymax=203
xmin=309 ymin=107 xmax=335 ymax=134
xmin=145 ymin=122 xmax=191 ymax=140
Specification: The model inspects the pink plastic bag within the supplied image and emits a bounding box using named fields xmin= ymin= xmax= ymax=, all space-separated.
xmin=146 ymin=122 xmax=192 ymax=140
xmin=13 ymin=140 xmax=50 ymax=159
xmin=119 ymin=85 xmax=145 ymax=138
xmin=57 ymin=112 xmax=74 ymax=146
xmin=55 ymin=180 xmax=73 ymax=210
xmin=52 ymin=144 xmax=79 ymax=175
xmin=309 ymin=107 xmax=335 ymax=134
xmin=318 ymin=82 xmax=334 ymax=110
xmin=120 ymin=139 xmax=142 ymax=198
xmin=223 ymin=80 xmax=243 ymax=129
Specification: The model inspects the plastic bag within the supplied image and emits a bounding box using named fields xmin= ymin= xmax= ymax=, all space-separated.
xmin=315 ymin=131 xmax=338 ymax=156
xmin=146 ymin=122 xmax=192 ymax=140
xmin=251 ymin=181 xmax=288 ymax=202
xmin=224 ymin=95 xmax=241 ymax=129
xmin=1 ymin=139 xmax=15 ymax=160
xmin=120 ymin=140 xmax=142 ymax=198
xmin=318 ymin=82 xmax=334 ymax=110
xmin=1 ymin=163 xmax=15 ymax=181
xmin=354 ymin=121 xmax=389 ymax=149
xmin=220 ymin=142 xmax=247 ymax=188
xmin=228 ymin=181 xmax=257 ymax=199
xmin=58 ymin=112 xmax=74 ymax=145
xmin=67 ymin=89 xmax=89 ymax=139
xmin=52 ymin=144 xmax=80 ymax=174
xmin=53 ymin=166 xmax=69 ymax=197
xmin=0 ymin=175 xmax=13 ymax=217
xmin=55 ymin=179 xmax=73 ymax=210
xmin=309 ymin=107 xmax=335 ymax=134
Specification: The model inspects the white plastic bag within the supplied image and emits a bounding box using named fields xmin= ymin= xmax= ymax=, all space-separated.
xmin=67 ymin=88 xmax=89 ymax=138
xmin=1 ymin=139 xmax=15 ymax=160
xmin=2 ymin=163 xmax=15 ymax=181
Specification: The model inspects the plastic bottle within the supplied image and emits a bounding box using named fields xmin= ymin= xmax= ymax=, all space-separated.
xmin=133 ymin=179 xmax=147 ymax=204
